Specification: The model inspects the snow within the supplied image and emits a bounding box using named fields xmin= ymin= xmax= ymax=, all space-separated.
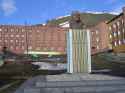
xmin=55 ymin=15 xmax=70 ymax=20
xmin=56 ymin=11 xmax=118 ymax=22
xmin=85 ymin=11 xmax=118 ymax=15
xmin=32 ymin=62 xmax=67 ymax=70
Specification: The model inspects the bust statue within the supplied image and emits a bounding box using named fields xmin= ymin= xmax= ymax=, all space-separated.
xmin=69 ymin=11 xmax=85 ymax=29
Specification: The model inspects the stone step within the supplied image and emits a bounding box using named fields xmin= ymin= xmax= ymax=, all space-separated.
xmin=36 ymin=80 xmax=125 ymax=88
xmin=15 ymin=74 xmax=125 ymax=93
xmin=24 ymin=85 xmax=125 ymax=93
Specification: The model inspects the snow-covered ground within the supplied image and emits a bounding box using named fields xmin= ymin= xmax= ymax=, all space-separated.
xmin=32 ymin=62 xmax=67 ymax=70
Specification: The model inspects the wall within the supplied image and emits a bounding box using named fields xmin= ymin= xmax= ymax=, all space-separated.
xmin=90 ymin=22 xmax=109 ymax=55
xmin=108 ymin=14 xmax=125 ymax=53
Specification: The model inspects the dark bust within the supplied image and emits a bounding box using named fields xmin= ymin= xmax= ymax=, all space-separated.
xmin=69 ymin=11 xmax=85 ymax=29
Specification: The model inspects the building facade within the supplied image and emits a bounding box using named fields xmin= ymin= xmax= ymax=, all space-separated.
xmin=0 ymin=11 xmax=118 ymax=55
xmin=90 ymin=22 xmax=109 ymax=54
xmin=107 ymin=7 xmax=125 ymax=53
xmin=0 ymin=25 xmax=67 ymax=54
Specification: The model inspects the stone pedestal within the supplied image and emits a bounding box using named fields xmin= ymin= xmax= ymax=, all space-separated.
xmin=67 ymin=29 xmax=91 ymax=73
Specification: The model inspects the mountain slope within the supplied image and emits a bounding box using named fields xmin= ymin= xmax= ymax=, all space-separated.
xmin=47 ymin=13 xmax=116 ymax=27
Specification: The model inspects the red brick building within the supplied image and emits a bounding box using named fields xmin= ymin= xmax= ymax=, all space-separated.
xmin=90 ymin=22 xmax=109 ymax=54
xmin=0 ymin=23 xmax=110 ymax=55
xmin=107 ymin=7 xmax=125 ymax=53
xmin=0 ymin=25 xmax=67 ymax=54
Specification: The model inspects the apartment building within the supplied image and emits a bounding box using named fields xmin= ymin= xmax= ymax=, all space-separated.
xmin=0 ymin=25 xmax=67 ymax=54
xmin=107 ymin=7 xmax=125 ymax=53
xmin=90 ymin=22 xmax=109 ymax=54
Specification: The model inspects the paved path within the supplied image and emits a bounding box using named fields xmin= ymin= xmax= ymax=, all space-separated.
xmin=14 ymin=74 xmax=125 ymax=93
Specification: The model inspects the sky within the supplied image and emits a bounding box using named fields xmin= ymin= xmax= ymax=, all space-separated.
xmin=0 ymin=0 xmax=125 ymax=25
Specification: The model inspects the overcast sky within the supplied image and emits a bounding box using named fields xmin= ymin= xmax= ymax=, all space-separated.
xmin=0 ymin=0 xmax=125 ymax=25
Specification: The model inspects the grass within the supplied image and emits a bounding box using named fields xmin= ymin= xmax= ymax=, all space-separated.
xmin=0 ymin=63 xmax=34 ymax=79
xmin=0 ymin=80 xmax=24 ymax=93
xmin=0 ymin=62 xmax=66 ymax=93
xmin=0 ymin=62 xmax=66 ymax=80
xmin=91 ymin=53 xmax=125 ymax=76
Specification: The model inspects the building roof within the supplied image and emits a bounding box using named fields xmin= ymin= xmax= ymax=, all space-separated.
xmin=0 ymin=24 xmax=68 ymax=32
xmin=107 ymin=13 xmax=123 ymax=24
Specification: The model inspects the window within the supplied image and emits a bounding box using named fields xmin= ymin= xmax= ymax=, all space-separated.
xmin=22 ymin=46 xmax=25 ymax=50
xmin=5 ymin=40 xmax=7 ymax=42
xmin=28 ymin=46 xmax=32 ymax=50
xmin=122 ymin=19 xmax=124 ymax=24
xmin=117 ymin=21 xmax=120 ymax=26
xmin=110 ymin=34 xmax=112 ymax=39
xmin=96 ymin=38 xmax=99 ymax=42
xmin=22 ymin=29 xmax=25 ymax=32
xmin=37 ymin=30 xmax=40 ymax=33
xmin=16 ymin=35 xmax=19 ymax=37
xmin=96 ymin=45 xmax=99 ymax=50
xmin=113 ymin=24 xmax=116 ymax=28
xmin=10 ymin=40 xmax=13 ymax=43
xmin=10 ymin=35 xmax=14 ymax=37
xmin=118 ymin=31 xmax=121 ymax=35
xmin=119 ymin=40 xmax=121 ymax=45
xmin=21 ymin=35 xmax=24 ymax=37
xmin=123 ymin=29 xmax=125 ymax=33
xmin=11 ymin=29 xmax=14 ymax=32
xmin=0 ymin=28 xmax=2 ymax=31
xmin=96 ymin=30 xmax=99 ymax=35
xmin=114 ymin=32 xmax=117 ymax=37
xmin=114 ymin=41 xmax=117 ymax=46
xmin=109 ymin=26 xmax=112 ymax=31
xmin=16 ymin=40 xmax=18 ymax=42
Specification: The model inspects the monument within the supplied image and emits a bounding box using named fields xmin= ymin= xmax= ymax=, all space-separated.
xmin=67 ymin=11 xmax=91 ymax=73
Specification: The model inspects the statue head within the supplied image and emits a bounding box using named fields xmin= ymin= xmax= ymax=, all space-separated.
xmin=71 ymin=11 xmax=81 ymax=22
xmin=70 ymin=11 xmax=85 ymax=29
